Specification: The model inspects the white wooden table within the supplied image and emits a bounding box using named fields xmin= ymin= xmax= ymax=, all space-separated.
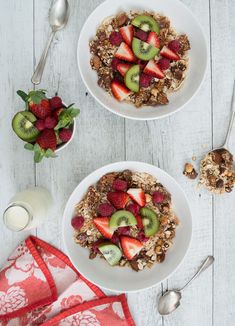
xmin=0 ymin=0 xmax=235 ymax=325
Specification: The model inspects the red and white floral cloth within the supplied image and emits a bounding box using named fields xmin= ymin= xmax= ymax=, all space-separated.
xmin=0 ymin=236 xmax=135 ymax=325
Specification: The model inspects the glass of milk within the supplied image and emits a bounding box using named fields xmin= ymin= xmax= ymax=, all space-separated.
xmin=3 ymin=187 xmax=53 ymax=231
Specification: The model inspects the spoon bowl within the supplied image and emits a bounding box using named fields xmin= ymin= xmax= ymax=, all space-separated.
xmin=49 ymin=0 xmax=70 ymax=31
xmin=158 ymin=290 xmax=182 ymax=315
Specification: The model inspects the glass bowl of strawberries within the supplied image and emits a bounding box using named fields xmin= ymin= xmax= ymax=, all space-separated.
xmin=12 ymin=89 xmax=80 ymax=163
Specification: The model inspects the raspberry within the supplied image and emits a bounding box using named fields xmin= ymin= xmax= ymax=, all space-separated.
xmin=44 ymin=116 xmax=57 ymax=129
xmin=59 ymin=128 xmax=73 ymax=142
xmin=111 ymin=232 xmax=119 ymax=244
xmin=36 ymin=129 xmax=57 ymax=151
xmin=117 ymin=226 xmax=131 ymax=236
xmin=158 ymin=58 xmax=170 ymax=70
xmin=153 ymin=191 xmax=165 ymax=204
xmin=109 ymin=31 xmax=123 ymax=46
xmin=168 ymin=40 xmax=180 ymax=53
xmin=140 ymin=73 xmax=153 ymax=88
xmin=136 ymin=59 xmax=147 ymax=70
xmin=97 ymin=203 xmax=114 ymax=216
xmin=71 ymin=215 xmax=84 ymax=230
xmin=92 ymin=239 xmax=104 ymax=253
xmin=137 ymin=230 xmax=149 ymax=242
xmin=135 ymin=29 xmax=148 ymax=41
xmin=50 ymin=96 xmax=63 ymax=109
xmin=35 ymin=119 xmax=45 ymax=131
xmin=126 ymin=203 xmax=140 ymax=215
xmin=112 ymin=179 xmax=128 ymax=191
xmin=111 ymin=58 xmax=122 ymax=70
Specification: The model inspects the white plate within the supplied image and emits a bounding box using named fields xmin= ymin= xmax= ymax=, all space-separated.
xmin=62 ymin=161 xmax=192 ymax=292
xmin=77 ymin=0 xmax=207 ymax=120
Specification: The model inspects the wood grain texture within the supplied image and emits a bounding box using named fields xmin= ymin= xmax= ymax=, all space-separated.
xmin=210 ymin=1 xmax=235 ymax=325
xmin=0 ymin=0 xmax=235 ymax=325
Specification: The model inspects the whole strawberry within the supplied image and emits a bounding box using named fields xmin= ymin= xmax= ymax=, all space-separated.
xmin=30 ymin=99 xmax=51 ymax=119
xmin=36 ymin=129 xmax=57 ymax=151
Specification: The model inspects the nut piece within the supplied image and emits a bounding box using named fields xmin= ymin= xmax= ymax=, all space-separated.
xmin=183 ymin=163 xmax=198 ymax=180
xmin=145 ymin=194 xmax=152 ymax=203
xmin=116 ymin=13 xmax=127 ymax=27
xmin=91 ymin=55 xmax=101 ymax=70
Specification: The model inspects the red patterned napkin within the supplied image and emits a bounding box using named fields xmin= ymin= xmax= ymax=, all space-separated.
xmin=0 ymin=236 xmax=135 ymax=325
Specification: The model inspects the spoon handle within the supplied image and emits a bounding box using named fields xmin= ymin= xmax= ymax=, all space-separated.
xmin=223 ymin=80 xmax=235 ymax=149
xmin=31 ymin=31 xmax=56 ymax=85
xmin=180 ymin=256 xmax=214 ymax=292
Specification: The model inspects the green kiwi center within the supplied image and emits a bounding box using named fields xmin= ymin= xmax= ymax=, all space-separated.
xmin=140 ymin=42 xmax=152 ymax=54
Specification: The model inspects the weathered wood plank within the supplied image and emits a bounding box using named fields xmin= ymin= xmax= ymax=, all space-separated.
xmin=210 ymin=0 xmax=235 ymax=325
xmin=0 ymin=0 xmax=34 ymax=265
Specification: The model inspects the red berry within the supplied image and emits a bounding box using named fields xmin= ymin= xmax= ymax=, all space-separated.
xmin=137 ymin=230 xmax=149 ymax=242
xmin=92 ymin=240 xmax=104 ymax=253
xmin=44 ymin=116 xmax=57 ymax=129
xmin=59 ymin=128 xmax=73 ymax=142
xmin=111 ymin=58 xmax=122 ymax=70
xmin=136 ymin=29 xmax=148 ymax=41
xmin=109 ymin=31 xmax=123 ymax=46
xmin=36 ymin=129 xmax=57 ymax=151
xmin=41 ymin=99 xmax=50 ymax=109
xmin=118 ymin=226 xmax=131 ymax=236
xmin=30 ymin=103 xmax=51 ymax=119
xmin=168 ymin=40 xmax=180 ymax=53
xmin=158 ymin=58 xmax=170 ymax=70
xmin=136 ymin=59 xmax=148 ymax=70
xmin=112 ymin=179 xmax=128 ymax=191
xmin=35 ymin=119 xmax=45 ymax=131
xmin=140 ymin=73 xmax=153 ymax=88
xmin=126 ymin=203 xmax=140 ymax=215
xmin=50 ymin=96 xmax=63 ymax=109
xmin=153 ymin=191 xmax=165 ymax=204
xmin=71 ymin=215 xmax=84 ymax=230
xmin=111 ymin=232 xmax=119 ymax=244
xmin=97 ymin=203 xmax=114 ymax=216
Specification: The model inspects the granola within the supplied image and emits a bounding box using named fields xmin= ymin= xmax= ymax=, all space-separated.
xmin=199 ymin=149 xmax=235 ymax=194
xmin=71 ymin=170 xmax=179 ymax=271
xmin=89 ymin=11 xmax=190 ymax=108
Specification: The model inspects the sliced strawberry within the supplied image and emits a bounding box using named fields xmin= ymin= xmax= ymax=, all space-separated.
xmin=147 ymin=32 xmax=160 ymax=48
xmin=111 ymin=80 xmax=131 ymax=101
xmin=160 ymin=46 xmax=180 ymax=61
xmin=107 ymin=191 xmax=130 ymax=209
xmin=117 ymin=63 xmax=132 ymax=77
xmin=143 ymin=60 xmax=164 ymax=79
xmin=93 ymin=217 xmax=114 ymax=239
xmin=114 ymin=42 xmax=135 ymax=62
xmin=127 ymin=188 xmax=146 ymax=207
xmin=120 ymin=25 xmax=134 ymax=46
xmin=120 ymin=236 xmax=143 ymax=260
xmin=135 ymin=214 xmax=144 ymax=229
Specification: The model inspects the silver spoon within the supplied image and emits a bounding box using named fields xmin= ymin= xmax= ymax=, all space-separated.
xmin=208 ymin=80 xmax=235 ymax=155
xmin=158 ymin=255 xmax=214 ymax=315
xmin=31 ymin=0 xmax=70 ymax=85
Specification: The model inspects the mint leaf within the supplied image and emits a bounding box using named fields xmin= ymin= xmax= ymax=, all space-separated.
xmin=45 ymin=149 xmax=57 ymax=158
xmin=28 ymin=90 xmax=47 ymax=104
xmin=17 ymin=90 xmax=29 ymax=102
xmin=24 ymin=143 xmax=34 ymax=151
xmin=34 ymin=150 xmax=44 ymax=163
xmin=55 ymin=108 xmax=80 ymax=130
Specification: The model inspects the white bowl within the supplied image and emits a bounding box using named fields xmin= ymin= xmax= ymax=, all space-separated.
xmin=62 ymin=161 xmax=192 ymax=292
xmin=77 ymin=0 xmax=207 ymax=120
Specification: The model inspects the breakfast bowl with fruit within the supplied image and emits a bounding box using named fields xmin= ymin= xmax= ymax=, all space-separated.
xmin=63 ymin=161 xmax=192 ymax=292
xmin=77 ymin=0 xmax=207 ymax=120
xmin=12 ymin=89 xmax=80 ymax=163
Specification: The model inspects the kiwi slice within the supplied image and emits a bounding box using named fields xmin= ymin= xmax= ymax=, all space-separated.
xmin=125 ymin=65 xmax=140 ymax=93
xmin=132 ymin=38 xmax=159 ymax=61
xmin=140 ymin=207 xmax=160 ymax=237
xmin=12 ymin=111 xmax=39 ymax=142
xmin=132 ymin=15 xmax=160 ymax=34
xmin=99 ymin=243 xmax=122 ymax=266
xmin=109 ymin=210 xmax=137 ymax=229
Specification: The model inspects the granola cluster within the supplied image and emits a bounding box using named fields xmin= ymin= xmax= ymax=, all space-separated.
xmin=73 ymin=170 xmax=179 ymax=272
xmin=199 ymin=149 xmax=235 ymax=194
xmin=89 ymin=11 xmax=190 ymax=108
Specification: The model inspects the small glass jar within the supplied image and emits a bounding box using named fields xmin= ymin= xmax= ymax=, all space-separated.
xmin=3 ymin=187 xmax=53 ymax=231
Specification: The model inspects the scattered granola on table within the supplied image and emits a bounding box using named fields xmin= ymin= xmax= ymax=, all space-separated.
xmin=183 ymin=163 xmax=198 ymax=180
xmin=71 ymin=170 xmax=179 ymax=271
xmin=199 ymin=149 xmax=235 ymax=194
xmin=89 ymin=11 xmax=190 ymax=108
